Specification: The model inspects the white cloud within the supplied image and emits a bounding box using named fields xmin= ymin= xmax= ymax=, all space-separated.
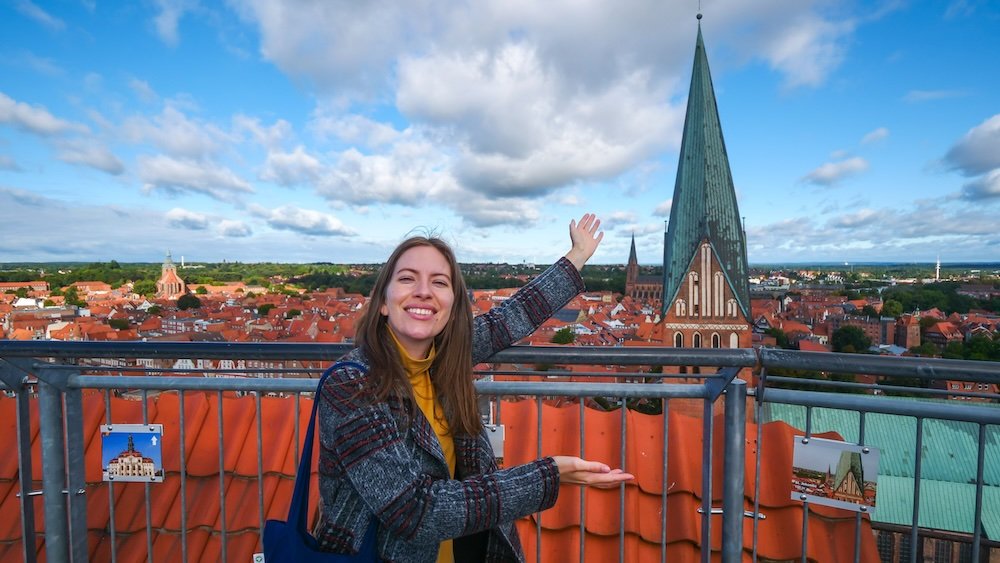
xmin=233 ymin=115 xmax=293 ymax=151
xmin=310 ymin=112 xmax=401 ymax=147
xmin=15 ymin=0 xmax=65 ymax=31
xmin=138 ymin=155 xmax=253 ymax=200
xmin=165 ymin=207 xmax=210 ymax=230
xmin=747 ymin=198 xmax=1000 ymax=262
xmin=944 ymin=113 xmax=1000 ymax=176
xmin=0 ymin=155 xmax=20 ymax=171
xmin=218 ymin=220 xmax=252 ymax=237
xmin=802 ymin=157 xmax=869 ymax=186
xmin=129 ymin=79 xmax=158 ymax=103
xmin=653 ymin=199 xmax=672 ymax=216
xmin=861 ymin=127 xmax=889 ymax=144
xmin=446 ymin=193 xmax=539 ymax=228
xmin=261 ymin=205 xmax=356 ymax=237
xmin=961 ymin=168 xmax=1000 ymax=201
xmin=605 ymin=211 xmax=637 ymax=229
xmin=18 ymin=52 xmax=65 ymax=76
xmin=828 ymin=208 xmax=882 ymax=229
xmin=400 ymin=47 xmax=677 ymax=197
xmin=122 ymin=105 xmax=227 ymax=159
xmin=757 ymin=14 xmax=852 ymax=89
xmin=320 ymin=142 xmax=454 ymax=206
xmin=54 ymin=139 xmax=124 ymax=175
xmin=260 ymin=146 xmax=323 ymax=186
xmin=230 ymin=0 xmax=859 ymax=220
xmin=153 ymin=0 xmax=195 ymax=46
xmin=903 ymin=90 xmax=968 ymax=102
xmin=0 ymin=92 xmax=85 ymax=136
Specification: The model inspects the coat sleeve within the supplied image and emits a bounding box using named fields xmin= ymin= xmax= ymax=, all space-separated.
xmin=472 ymin=257 xmax=585 ymax=364
xmin=318 ymin=363 xmax=561 ymax=546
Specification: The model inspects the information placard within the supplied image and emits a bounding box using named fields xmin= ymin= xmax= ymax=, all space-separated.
xmin=791 ymin=436 xmax=879 ymax=514
xmin=101 ymin=424 xmax=164 ymax=483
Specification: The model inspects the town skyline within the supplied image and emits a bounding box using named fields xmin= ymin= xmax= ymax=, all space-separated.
xmin=2 ymin=1 xmax=999 ymax=265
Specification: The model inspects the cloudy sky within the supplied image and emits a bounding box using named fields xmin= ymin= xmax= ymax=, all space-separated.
xmin=2 ymin=1 xmax=999 ymax=265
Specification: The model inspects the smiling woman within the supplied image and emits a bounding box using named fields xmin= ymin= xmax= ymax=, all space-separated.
xmin=310 ymin=213 xmax=633 ymax=563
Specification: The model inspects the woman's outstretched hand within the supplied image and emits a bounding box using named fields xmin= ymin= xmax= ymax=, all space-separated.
xmin=564 ymin=213 xmax=604 ymax=271
xmin=552 ymin=456 xmax=634 ymax=489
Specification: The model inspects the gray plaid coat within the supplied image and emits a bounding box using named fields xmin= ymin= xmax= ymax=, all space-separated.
xmin=313 ymin=258 xmax=585 ymax=562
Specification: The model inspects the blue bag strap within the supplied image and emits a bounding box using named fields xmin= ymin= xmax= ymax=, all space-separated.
xmin=286 ymin=362 xmax=377 ymax=547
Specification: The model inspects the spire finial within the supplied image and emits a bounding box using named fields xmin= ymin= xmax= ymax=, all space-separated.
xmin=697 ymin=12 xmax=702 ymax=20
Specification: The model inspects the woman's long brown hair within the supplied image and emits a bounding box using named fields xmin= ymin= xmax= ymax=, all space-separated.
xmin=354 ymin=236 xmax=482 ymax=436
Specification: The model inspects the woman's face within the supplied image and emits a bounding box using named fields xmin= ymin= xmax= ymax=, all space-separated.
xmin=380 ymin=245 xmax=455 ymax=359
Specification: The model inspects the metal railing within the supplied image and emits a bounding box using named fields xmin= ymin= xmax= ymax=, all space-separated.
xmin=1 ymin=341 xmax=998 ymax=563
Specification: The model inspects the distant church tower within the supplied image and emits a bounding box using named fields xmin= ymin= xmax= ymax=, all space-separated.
xmin=661 ymin=15 xmax=752 ymax=352
xmin=625 ymin=233 xmax=664 ymax=303
xmin=156 ymin=251 xmax=187 ymax=300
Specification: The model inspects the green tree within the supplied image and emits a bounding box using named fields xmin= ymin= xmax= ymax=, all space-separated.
xmin=147 ymin=305 xmax=162 ymax=315
xmin=43 ymin=299 xmax=55 ymax=307
xmin=195 ymin=286 xmax=208 ymax=295
xmin=14 ymin=287 xmax=28 ymax=298
xmin=257 ymin=303 xmax=275 ymax=316
xmin=177 ymin=294 xmax=202 ymax=310
xmin=108 ymin=318 xmax=130 ymax=330
xmin=942 ymin=341 xmax=965 ymax=360
xmin=133 ymin=280 xmax=157 ymax=297
xmin=765 ymin=327 xmax=791 ymax=349
xmin=909 ymin=342 xmax=938 ymax=357
xmin=551 ymin=327 xmax=576 ymax=344
xmin=63 ymin=286 xmax=85 ymax=307
xmin=882 ymin=299 xmax=903 ymax=318
xmin=831 ymin=326 xmax=871 ymax=353
xmin=860 ymin=305 xmax=879 ymax=317
xmin=965 ymin=335 xmax=1000 ymax=361
xmin=286 ymin=308 xmax=302 ymax=319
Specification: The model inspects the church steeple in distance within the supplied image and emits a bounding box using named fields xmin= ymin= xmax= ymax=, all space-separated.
xmin=626 ymin=232 xmax=640 ymax=296
xmin=661 ymin=14 xmax=750 ymax=322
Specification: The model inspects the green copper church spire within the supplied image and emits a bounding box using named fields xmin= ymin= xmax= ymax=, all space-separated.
xmin=661 ymin=17 xmax=750 ymax=319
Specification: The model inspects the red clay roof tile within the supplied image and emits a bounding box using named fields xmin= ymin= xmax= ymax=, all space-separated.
xmin=1 ymin=386 xmax=880 ymax=562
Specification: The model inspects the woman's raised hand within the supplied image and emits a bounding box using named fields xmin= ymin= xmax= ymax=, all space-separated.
xmin=564 ymin=213 xmax=604 ymax=271
xmin=551 ymin=456 xmax=634 ymax=489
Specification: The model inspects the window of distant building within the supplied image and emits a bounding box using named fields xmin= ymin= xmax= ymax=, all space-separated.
xmin=727 ymin=298 xmax=737 ymax=318
xmin=689 ymin=272 xmax=699 ymax=316
xmin=693 ymin=333 xmax=702 ymax=348
xmin=674 ymin=332 xmax=683 ymax=348
xmin=714 ymin=272 xmax=724 ymax=316
xmin=676 ymin=299 xmax=686 ymax=317
xmin=712 ymin=333 xmax=721 ymax=348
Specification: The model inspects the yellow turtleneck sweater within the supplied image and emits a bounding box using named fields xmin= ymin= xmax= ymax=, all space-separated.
xmin=389 ymin=329 xmax=455 ymax=563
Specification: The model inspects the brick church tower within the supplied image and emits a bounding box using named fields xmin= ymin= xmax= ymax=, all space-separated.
xmin=155 ymin=251 xmax=187 ymax=300
xmin=660 ymin=17 xmax=752 ymax=356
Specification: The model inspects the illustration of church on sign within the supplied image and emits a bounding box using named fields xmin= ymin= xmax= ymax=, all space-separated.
xmin=103 ymin=434 xmax=161 ymax=480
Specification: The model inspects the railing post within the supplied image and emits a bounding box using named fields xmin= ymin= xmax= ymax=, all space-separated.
xmin=721 ymin=379 xmax=746 ymax=563
xmin=2 ymin=359 xmax=38 ymax=563
xmin=37 ymin=367 xmax=69 ymax=563
xmin=700 ymin=395 xmax=714 ymax=563
xmin=64 ymin=384 xmax=89 ymax=562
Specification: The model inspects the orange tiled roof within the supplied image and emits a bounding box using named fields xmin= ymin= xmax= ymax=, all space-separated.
xmin=1 ymin=393 xmax=879 ymax=562
xmin=501 ymin=401 xmax=879 ymax=562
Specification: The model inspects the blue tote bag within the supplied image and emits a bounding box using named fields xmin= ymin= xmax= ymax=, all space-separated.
xmin=263 ymin=367 xmax=378 ymax=561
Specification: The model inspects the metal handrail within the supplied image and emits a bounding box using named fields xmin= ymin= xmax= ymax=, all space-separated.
xmin=2 ymin=341 xmax=999 ymax=563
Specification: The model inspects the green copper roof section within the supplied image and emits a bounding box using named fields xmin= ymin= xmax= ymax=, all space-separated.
xmin=661 ymin=24 xmax=750 ymax=318
xmin=763 ymin=401 xmax=1000 ymax=536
